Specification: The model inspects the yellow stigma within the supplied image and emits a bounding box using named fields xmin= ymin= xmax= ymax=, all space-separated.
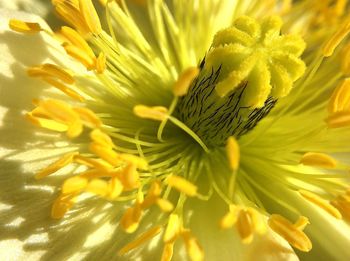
xmin=176 ymin=15 xmax=306 ymax=146
xmin=206 ymin=16 xmax=306 ymax=108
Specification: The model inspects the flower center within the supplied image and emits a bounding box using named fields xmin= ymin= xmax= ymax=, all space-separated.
xmin=176 ymin=16 xmax=306 ymax=147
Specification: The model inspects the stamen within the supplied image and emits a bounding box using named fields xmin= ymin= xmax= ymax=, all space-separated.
xmin=107 ymin=177 xmax=124 ymax=199
xmin=226 ymin=136 xmax=240 ymax=171
xmin=89 ymin=142 xmax=120 ymax=166
xmin=181 ymin=230 xmax=204 ymax=261
xmin=90 ymin=129 xmax=114 ymax=148
xmin=325 ymin=111 xmax=350 ymax=128
xmin=173 ymin=67 xmax=200 ymax=97
xmin=341 ymin=44 xmax=350 ymax=74
xmin=85 ymin=178 xmax=109 ymax=196
xmin=117 ymin=154 xmax=148 ymax=170
xmin=246 ymin=208 xmax=266 ymax=234
xmin=9 ymin=19 xmax=41 ymax=34
xmin=27 ymin=64 xmax=75 ymax=84
xmin=73 ymin=108 xmax=102 ymax=128
xmin=220 ymin=204 xmax=239 ymax=229
xmin=323 ymin=19 xmax=350 ymax=57
xmin=156 ymin=198 xmax=174 ymax=212
xmin=42 ymin=77 xmax=85 ymax=102
xmin=60 ymin=26 xmax=96 ymax=58
xmin=51 ymin=193 xmax=77 ymax=219
xmin=36 ymin=99 xmax=80 ymax=125
xmin=120 ymin=204 xmax=143 ymax=233
xmin=73 ymin=155 xmax=113 ymax=170
xmin=118 ymin=226 xmax=162 ymax=255
xmin=96 ymin=52 xmax=107 ymax=74
xmin=141 ymin=181 xmax=162 ymax=209
xmin=268 ymin=214 xmax=312 ymax=252
xmin=294 ymin=216 xmax=310 ymax=230
xmin=300 ymin=152 xmax=337 ymax=169
xmin=117 ymin=164 xmax=140 ymax=190
xmin=26 ymin=112 xmax=68 ymax=132
xmin=165 ymin=175 xmax=198 ymax=197
xmin=63 ymin=43 xmax=96 ymax=70
xmin=134 ymin=105 xmax=168 ymax=121
xmin=236 ymin=209 xmax=254 ymax=244
xmin=35 ymin=152 xmax=77 ymax=179
xmin=161 ymin=242 xmax=174 ymax=261
xmin=54 ymin=1 xmax=90 ymax=35
xmin=331 ymin=191 xmax=350 ymax=220
xmin=62 ymin=176 xmax=88 ymax=194
xmin=328 ymin=79 xmax=350 ymax=114
xmin=79 ymin=0 xmax=102 ymax=34
xmin=163 ymin=214 xmax=181 ymax=243
xmin=299 ymin=190 xmax=342 ymax=219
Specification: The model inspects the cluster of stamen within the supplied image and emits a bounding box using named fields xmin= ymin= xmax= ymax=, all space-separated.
xmin=8 ymin=0 xmax=350 ymax=260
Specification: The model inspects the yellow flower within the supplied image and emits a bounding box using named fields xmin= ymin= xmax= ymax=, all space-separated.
xmin=1 ymin=0 xmax=350 ymax=260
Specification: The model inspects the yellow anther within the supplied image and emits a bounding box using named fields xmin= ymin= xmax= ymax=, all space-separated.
xmin=79 ymin=169 xmax=111 ymax=179
xmin=236 ymin=209 xmax=254 ymax=244
xmin=299 ymin=190 xmax=342 ymax=219
xmin=85 ymin=178 xmax=109 ymax=196
xmin=79 ymin=0 xmax=102 ymax=34
xmin=42 ymin=77 xmax=84 ymax=102
xmin=173 ymin=67 xmax=199 ymax=97
xmin=156 ymin=198 xmax=174 ymax=212
xmin=226 ymin=136 xmax=240 ymax=171
xmin=9 ymin=19 xmax=41 ymax=34
xmin=67 ymin=119 xmax=84 ymax=139
xmin=62 ymin=176 xmax=88 ymax=194
xmin=60 ymin=26 xmax=95 ymax=58
xmin=300 ymin=152 xmax=337 ymax=169
xmin=141 ymin=181 xmax=162 ymax=209
xmin=37 ymin=99 xmax=80 ymax=125
xmin=163 ymin=214 xmax=181 ymax=243
xmin=118 ymin=226 xmax=162 ymax=255
xmin=26 ymin=112 xmax=68 ymax=133
xmin=73 ymin=155 xmax=113 ymax=170
xmin=63 ymin=43 xmax=96 ymax=70
xmin=182 ymin=230 xmax=204 ymax=261
xmin=331 ymin=194 xmax=350 ymax=220
xmin=118 ymin=164 xmax=140 ymax=191
xmin=73 ymin=108 xmax=102 ymax=128
xmin=323 ymin=19 xmax=350 ymax=57
xmin=220 ymin=204 xmax=239 ymax=229
xmin=134 ymin=105 xmax=168 ymax=121
xmin=328 ymin=79 xmax=350 ymax=114
xmin=326 ymin=111 xmax=350 ymax=128
xmin=27 ymin=64 xmax=75 ymax=84
xmin=90 ymin=129 xmax=114 ymax=148
xmin=118 ymin=154 xmax=148 ymax=170
xmin=35 ymin=152 xmax=77 ymax=179
xmin=89 ymin=142 xmax=120 ymax=166
xmin=294 ymin=216 xmax=310 ymax=230
xmin=96 ymin=52 xmax=106 ymax=74
xmin=165 ymin=175 xmax=198 ymax=197
xmin=161 ymin=242 xmax=174 ymax=261
xmin=120 ymin=204 xmax=143 ymax=233
xmin=107 ymin=177 xmax=123 ymax=199
xmin=341 ymin=43 xmax=350 ymax=74
xmin=246 ymin=208 xmax=266 ymax=234
xmin=268 ymin=214 xmax=312 ymax=252
xmin=51 ymin=193 xmax=77 ymax=219
xmin=54 ymin=1 xmax=90 ymax=35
